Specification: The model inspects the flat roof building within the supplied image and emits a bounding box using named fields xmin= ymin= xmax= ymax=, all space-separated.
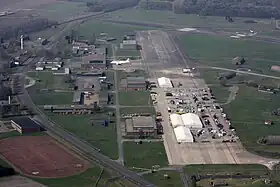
xmin=124 ymin=116 xmax=157 ymax=138
xmin=158 ymin=77 xmax=173 ymax=88
xmin=11 ymin=117 xmax=42 ymax=134
xmin=120 ymin=76 xmax=147 ymax=91
xmin=81 ymin=48 xmax=107 ymax=70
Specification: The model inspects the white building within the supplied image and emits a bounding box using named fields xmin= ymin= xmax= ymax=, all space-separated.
xmin=170 ymin=113 xmax=184 ymax=128
xmin=157 ymin=77 xmax=173 ymax=88
xmin=51 ymin=67 xmax=59 ymax=71
xmin=169 ymin=113 xmax=203 ymax=129
xmin=35 ymin=66 xmax=44 ymax=71
xmin=173 ymin=126 xmax=193 ymax=143
xmin=181 ymin=113 xmax=203 ymax=128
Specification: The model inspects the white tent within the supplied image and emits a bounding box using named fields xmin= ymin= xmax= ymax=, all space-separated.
xmin=157 ymin=77 xmax=173 ymax=88
xmin=173 ymin=126 xmax=193 ymax=143
xmin=181 ymin=113 xmax=203 ymax=128
xmin=170 ymin=113 xmax=184 ymax=128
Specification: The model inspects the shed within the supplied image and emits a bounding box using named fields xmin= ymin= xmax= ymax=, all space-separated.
xmin=170 ymin=113 xmax=184 ymax=128
xmin=181 ymin=113 xmax=203 ymax=128
xmin=173 ymin=126 xmax=193 ymax=143
xmin=157 ymin=77 xmax=173 ymax=88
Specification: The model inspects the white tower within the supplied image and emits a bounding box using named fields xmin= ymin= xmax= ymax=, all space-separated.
xmin=20 ymin=35 xmax=24 ymax=50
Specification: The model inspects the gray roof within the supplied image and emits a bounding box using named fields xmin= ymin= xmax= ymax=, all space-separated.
xmin=127 ymin=76 xmax=145 ymax=83
xmin=73 ymin=91 xmax=82 ymax=103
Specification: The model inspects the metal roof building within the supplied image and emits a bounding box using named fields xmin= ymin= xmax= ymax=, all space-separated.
xmin=157 ymin=77 xmax=173 ymax=88
xmin=170 ymin=113 xmax=203 ymax=129
xmin=170 ymin=113 xmax=184 ymax=128
xmin=181 ymin=113 xmax=203 ymax=128
xmin=173 ymin=126 xmax=193 ymax=143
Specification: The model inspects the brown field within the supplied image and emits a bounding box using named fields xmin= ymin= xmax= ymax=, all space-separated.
xmin=0 ymin=0 xmax=59 ymax=11
xmin=0 ymin=136 xmax=90 ymax=178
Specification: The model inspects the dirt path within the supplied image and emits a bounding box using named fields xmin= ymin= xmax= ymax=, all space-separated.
xmin=222 ymin=85 xmax=239 ymax=105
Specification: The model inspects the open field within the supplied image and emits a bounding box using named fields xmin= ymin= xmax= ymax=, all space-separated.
xmin=35 ymin=1 xmax=88 ymax=22
xmin=0 ymin=175 xmax=47 ymax=187
xmin=184 ymin=164 xmax=269 ymax=176
xmin=27 ymin=72 xmax=73 ymax=105
xmin=103 ymin=9 xmax=279 ymax=33
xmin=0 ymin=135 xmax=90 ymax=178
xmin=119 ymin=91 xmax=151 ymax=106
xmin=143 ymin=171 xmax=184 ymax=187
xmin=120 ymin=106 xmax=156 ymax=115
xmin=123 ymin=142 xmax=168 ymax=168
xmin=0 ymin=0 xmax=58 ymax=12
xmin=176 ymin=33 xmax=280 ymax=75
xmin=197 ymin=178 xmax=272 ymax=187
xmin=47 ymin=113 xmax=118 ymax=160
xmin=35 ymin=167 xmax=110 ymax=187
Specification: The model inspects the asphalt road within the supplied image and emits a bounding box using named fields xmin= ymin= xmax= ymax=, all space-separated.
xmin=199 ymin=66 xmax=280 ymax=80
xmin=114 ymin=70 xmax=124 ymax=165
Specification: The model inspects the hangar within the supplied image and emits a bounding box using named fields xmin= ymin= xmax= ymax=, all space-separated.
xmin=170 ymin=113 xmax=203 ymax=129
xmin=170 ymin=113 xmax=183 ymax=128
xmin=157 ymin=77 xmax=173 ymax=88
xmin=173 ymin=126 xmax=193 ymax=143
xmin=11 ymin=117 xmax=42 ymax=134
xmin=181 ymin=113 xmax=203 ymax=128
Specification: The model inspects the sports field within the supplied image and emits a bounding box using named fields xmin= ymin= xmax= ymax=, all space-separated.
xmin=0 ymin=136 xmax=90 ymax=178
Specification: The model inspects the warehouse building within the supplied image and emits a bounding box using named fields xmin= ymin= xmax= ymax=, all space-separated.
xmin=124 ymin=116 xmax=157 ymax=138
xmin=120 ymin=76 xmax=147 ymax=90
xmin=170 ymin=113 xmax=203 ymax=129
xmin=173 ymin=126 xmax=193 ymax=143
xmin=81 ymin=48 xmax=107 ymax=70
xmin=11 ymin=117 xmax=42 ymax=134
xmin=157 ymin=77 xmax=173 ymax=88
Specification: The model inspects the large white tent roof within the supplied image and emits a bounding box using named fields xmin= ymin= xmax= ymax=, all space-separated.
xmin=173 ymin=126 xmax=193 ymax=143
xmin=170 ymin=113 xmax=184 ymax=128
xmin=157 ymin=77 xmax=173 ymax=88
xmin=181 ymin=113 xmax=203 ymax=128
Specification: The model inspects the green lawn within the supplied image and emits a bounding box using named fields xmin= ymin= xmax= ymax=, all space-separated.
xmin=184 ymin=164 xmax=269 ymax=176
xmin=47 ymin=113 xmax=118 ymax=160
xmin=123 ymin=142 xmax=168 ymax=168
xmin=197 ymin=178 xmax=271 ymax=187
xmin=115 ymin=48 xmax=141 ymax=59
xmin=104 ymin=9 xmax=275 ymax=33
xmin=35 ymin=167 xmax=109 ymax=187
xmin=119 ymin=91 xmax=151 ymax=106
xmin=27 ymin=72 xmax=73 ymax=105
xmin=143 ymin=171 xmax=184 ymax=187
xmin=177 ymin=33 xmax=280 ymax=75
xmin=35 ymin=1 xmax=89 ymax=22
xmin=120 ymin=106 xmax=156 ymax=115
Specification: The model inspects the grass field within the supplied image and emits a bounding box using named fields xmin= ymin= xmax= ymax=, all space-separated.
xmin=184 ymin=164 xmax=269 ymax=176
xmin=115 ymin=48 xmax=141 ymax=59
xmin=119 ymin=91 xmax=151 ymax=106
xmin=47 ymin=113 xmax=118 ymax=160
xmin=143 ymin=171 xmax=184 ymax=187
xmin=104 ymin=9 xmax=277 ymax=33
xmin=123 ymin=142 xmax=168 ymax=168
xmin=177 ymin=33 xmax=280 ymax=75
xmin=27 ymin=72 xmax=73 ymax=105
xmin=35 ymin=167 xmax=109 ymax=187
xmin=35 ymin=1 xmax=89 ymax=22
xmin=197 ymin=178 xmax=270 ymax=187
xmin=120 ymin=106 xmax=156 ymax=115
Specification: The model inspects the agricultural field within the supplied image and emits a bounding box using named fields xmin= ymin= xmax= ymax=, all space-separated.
xmin=119 ymin=91 xmax=152 ymax=106
xmin=143 ymin=171 xmax=184 ymax=187
xmin=35 ymin=1 xmax=89 ymax=22
xmin=47 ymin=113 xmax=118 ymax=160
xmin=123 ymin=142 xmax=168 ymax=169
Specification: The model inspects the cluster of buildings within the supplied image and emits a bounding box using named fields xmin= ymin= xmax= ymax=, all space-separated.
xmin=35 ymin=58 xmax=64 ymax=71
